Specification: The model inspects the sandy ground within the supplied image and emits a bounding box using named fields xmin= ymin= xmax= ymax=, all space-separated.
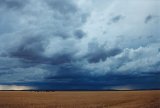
xmin=0 ymin=90 xmax=159 ymax=108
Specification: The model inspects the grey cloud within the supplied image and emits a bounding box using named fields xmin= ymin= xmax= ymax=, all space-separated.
xmin=0 ymin=0 xmax=88 ymax=83
xmin=50 ymin=54 xmax=73 ymax=65
xmin=0 ymin=0 xmax=160 ymax=90
xmin=74 ymin=29 xmax=86 ymax=39
xmin=46 ymin=0 xmax=78 ymax=14
xmin=0 ymin=0 xmax=88 ymax=61
xmin=0 ymin=0 xmax=89 ymax=85
xmin=44 ymin=0 xmax=88 ymax=40
xmin=0 ymin=0 xmax=27 ymax=9
xmin=8 ymin=36 xmax=77 ymax=65
xmin=86 ymin=41 xmax=122 ymax=63
xmin=112 ymin=15 xmax=122 ymax=22
xmin=0 ymin=56 xmax=53 ymax=83
xmin=108 ymin=15 xmax=124 ymax=24
xmin=9 ymin=36 xmax=45 ymax=61
xmin=145 ymin=15 xmax=153 ymax=24
xmin=120 ymin=45 xmax=160 ymax=73
xmin=84 ymin=43 xmax=160 ymax=75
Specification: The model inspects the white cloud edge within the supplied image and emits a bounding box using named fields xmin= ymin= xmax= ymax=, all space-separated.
xmin=0 ymin=85 xmax=35 ymax=90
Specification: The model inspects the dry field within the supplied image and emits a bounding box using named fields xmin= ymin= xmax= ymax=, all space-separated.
xmin=0 ymin=90 xmax=159 ymax=108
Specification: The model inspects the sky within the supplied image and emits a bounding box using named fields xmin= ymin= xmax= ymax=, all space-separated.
xmin=0 ymin=0 xmax=160 ymax=90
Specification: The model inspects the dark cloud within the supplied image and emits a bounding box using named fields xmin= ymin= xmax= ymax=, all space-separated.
xmin=9 ymin=36 xmax=45 ymax=61
xmin=74 ymin=30 xmax=86 ymax=39
xmin=0 ymin=0 xmax=87 ymax=63
xmin=53 ymin=31 xmax=70 ymax=39
xmin=50 ymin=54 xmax=74 ymax=65
xmin=0 ymin=0 xmax=159 ymax=90
xmin=4 ymin=72 xmax=159 ymax=90
xmin=145 ymin=15 xmax=153 ymax=24
xmin=46 ymin=0 xmax=78 ymax=14
xmin=0 ymin=71 xmax=10 ymax=76
xmin=46 ymin=64 xmax=87 ymax=80
xmin=86 ymin=41 xmax=122 ymax=63
xmin=108 ymin=15 xmax=124 ymax=24
xmin=87 ymin=48 xmax=122 ymax=63
xmin=9 ymin=37 xmax=75 ymax=65
xmin=0 ymin=0 xmax=27 ymax=9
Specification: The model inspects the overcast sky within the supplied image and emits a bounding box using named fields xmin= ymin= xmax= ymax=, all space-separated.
xmin=0 ymin=0 xmax=160 ymax=90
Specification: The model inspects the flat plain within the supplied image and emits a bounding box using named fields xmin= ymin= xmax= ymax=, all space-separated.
xmin=0 ymin=90 xmax=159 ymax=108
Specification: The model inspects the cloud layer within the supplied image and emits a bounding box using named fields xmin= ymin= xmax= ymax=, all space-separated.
xmin=0 ymin=0 xmax=160 ymax=90
xmin=0 ymin=85 xmax=34 ymax=90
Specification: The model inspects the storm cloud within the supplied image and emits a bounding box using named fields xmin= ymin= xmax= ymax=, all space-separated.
xmin=0 ymin=0 xmax=160 ymax=90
